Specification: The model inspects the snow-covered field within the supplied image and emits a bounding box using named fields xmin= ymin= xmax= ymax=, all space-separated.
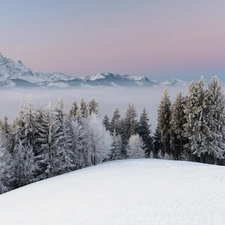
xmin=0 ymin=159 xmax=225 ymax=225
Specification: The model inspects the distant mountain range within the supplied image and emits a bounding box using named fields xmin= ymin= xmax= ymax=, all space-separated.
xmin=0 ymin=53 xmax=188 ymax=89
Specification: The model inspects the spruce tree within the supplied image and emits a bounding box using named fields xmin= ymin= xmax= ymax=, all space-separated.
xmin=157 ymin=88 xmax=171 ymax=156
xmin=78 ymin=98 xmax=88 ymax=119
xmin=11 ymin=96 xmax=38 ymax=185
xmin=183 ymin=77 xmax=210 ymax=162
xmin=88 ymin=98 xmax=99 ymax=116
xmin=153 ymin=127 xmax=163 ymax=158
xmin=110 ymin=131 xmax=123 ymax=160
xmin=69 ymin=100 xmax=78 ymax=117
xmin=121 ymin=103 xmax=138 ymax=158
xmin=137 ymin=108 xmax=153 ymax=157
xmin=206 ymin=76 xmax=225 ymax=164
xmin=169 ymin=93 xmax=187 ymax=159
xmin=103 ymin=115 xmax=111 ymax=131
xmin=110 ymin=107 xmax=122 ymax=135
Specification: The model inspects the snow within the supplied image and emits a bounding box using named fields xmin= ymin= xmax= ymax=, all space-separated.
xmin=47 ymin=82 xmax=70 ymax=88
xmin=159 ymin=79 xmax=188 ymax=87
xmin=0 ymin=159 xmax=225 ymax=225
xmin=90 ymin=73 xmax=106 ymax=80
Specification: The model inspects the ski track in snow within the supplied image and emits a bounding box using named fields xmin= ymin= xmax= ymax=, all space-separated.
xmin=0 ymin=159 xmax=225 ymax=225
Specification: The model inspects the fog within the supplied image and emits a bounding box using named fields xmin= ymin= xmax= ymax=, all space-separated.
xmin=0 ymin=87 xmax=188 ymax=131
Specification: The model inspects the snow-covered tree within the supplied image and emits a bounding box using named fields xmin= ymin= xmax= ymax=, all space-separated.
xmin=0 ymin=116 xmax=14 ymax=153
xmin=83 ymin=113 xmax=113 ymax=165
xmin=110 ymin=131 xmax=123 ymax=160
xmin=103 ymin=115 xmax=111 ymax=131
xmin=0 ymin=143 xmax=13 ymax=193
xmin=121 ymin=103 xmax=138 ymax=158
xmin=11 ymin=96 xmax=39 ymax=185
xmin=78 ymin=98 xmax=88 ymax=119
xmin=157 ymin=88 xmax=171 ymax=155
xmin=71 ymin=120 xmax=87 ymax=169
xmin=13 ymin=141 xmax=36 ymax=187
xmin=137 ymin=108 xmax=153 ymax=157
xmin=110 ymin=107 xmax=122 ymax=135
xmin=153 ymin=127 xmax=163 ymax=158
xmin=126 ymin=134 xmax=145 ymax=159
xmin=36 ymin=104 xmax=66 ymax=179
xmin=206 ymin=76 xmax=225 ymax=164
xmin=122 ymin=103 xmax=138 ymax=142
xmin=88 ymin=98 xmax=99 ymax=116
xmin=69 ymin=100 xmax=78 ymax=117
xmin=183 ymin=77 xmax=210 ymax=162
xmin=53 ymin=98 xmax=73 ymax=173
xmin=169 ymin=93 xmax=187 ymax=159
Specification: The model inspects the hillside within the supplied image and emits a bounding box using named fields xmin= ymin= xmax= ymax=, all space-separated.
xmin=0 ymin=159 xmax=225 ymax=225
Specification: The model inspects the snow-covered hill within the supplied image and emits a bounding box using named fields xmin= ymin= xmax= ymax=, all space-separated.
xmin=0 ymin=159 xmax=224 ymax=225
xmin=0 ymin=53 xmax=188 ymax=89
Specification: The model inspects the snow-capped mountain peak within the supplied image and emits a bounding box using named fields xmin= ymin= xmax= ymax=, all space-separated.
xmin=159 ymin=78 xmax=188 ymax=87
xmin=0 ymin=53 xmax=188 ymax=89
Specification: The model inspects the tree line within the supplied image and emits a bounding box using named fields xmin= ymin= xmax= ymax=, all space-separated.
xmin=0 ymin=97 xmax=153 ymax=194
xmin=157 ymin=76 xmax=225 ymax=164
xmin=0 ymin=75 xmax=224 ymax=195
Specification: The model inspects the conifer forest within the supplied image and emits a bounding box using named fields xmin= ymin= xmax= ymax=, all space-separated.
xmin=0 ymin=76 xmax=225 ymax=194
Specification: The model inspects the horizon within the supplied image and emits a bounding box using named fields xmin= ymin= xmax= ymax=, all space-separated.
xmin=1 ymin=0 xmax=225 ymax=83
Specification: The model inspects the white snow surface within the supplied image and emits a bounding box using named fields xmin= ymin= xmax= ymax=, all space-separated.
xmin=89 ymin=73 xmax=106 ymax=80
xmin=0 ymin=159 xmax=225 ymax=225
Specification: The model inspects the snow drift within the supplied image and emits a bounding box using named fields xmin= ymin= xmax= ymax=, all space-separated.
xmin=0 ymin=159 xmax=225 ymax=225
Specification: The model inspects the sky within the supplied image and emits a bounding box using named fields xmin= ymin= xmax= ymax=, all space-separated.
xmin=1 ymin=0 xmax=225 ymax=82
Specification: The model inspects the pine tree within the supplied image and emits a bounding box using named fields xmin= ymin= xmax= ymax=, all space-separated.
xmin=122 ymin=103 xmax=138 ymax=142
xmin=103 ymin=115 xmax=111 ymax=131
xmin=121 ymin=103 xmax=138 ymax=158
xmin=126 ymin=134 xmax=145 ymax=159
xmin=88 ymin=98 xmax=99 ymax=116
xmin=137 ymin=108 xmax=153 ymax=157
xmin=71 ymin=120 xmax=87 ymax=169
xmin=11 ymin=96 xmax=38 ymax=185
xmin=53 ymin=98 xmax=73 ymax=173
xmin=69 ymin=100 xmax=78 ymax=117
xmin=78 ymin=98 xmax=88 ymax=119
xmin=110 ymin=131 xmax=123 ymax=160
xmin=0 ymin=141 xmax=13 ymax=193
xmin=36 ymin=104 xmax=65 ymax=179
xmin=157 ymin=88 xmax=171 ymax=156
xmin=0 ymin=116 xmax=14 ymax=153
xmin=169 ymin=93 xmax=187 ymax=159
xmin=206 ymin=76 xmax=225 ymax=164
xmin=110 ymin=107 xmax=122 ymax=135
xmin=13 ymin=141 xmax=36 ymax=187
xmin=153 ymin=127 xmax=163 ymax=158
xmin=183 ymin=77 xmax=210 ymax=162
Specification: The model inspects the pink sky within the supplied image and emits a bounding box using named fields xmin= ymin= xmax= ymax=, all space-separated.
xmin=1 ymin=0 xmax=225 ymax=82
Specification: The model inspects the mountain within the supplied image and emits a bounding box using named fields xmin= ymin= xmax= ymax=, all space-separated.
xmin=158 ymin=78 xmax=188 ymax=87
xmin=0 ymin=53 xmax=188 ymax=89
xmin=0 ymin=53 xmax=71 ymax=88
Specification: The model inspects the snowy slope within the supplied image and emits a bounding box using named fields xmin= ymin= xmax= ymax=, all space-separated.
xmin=0 ymin=159 xmax=225 ymax=225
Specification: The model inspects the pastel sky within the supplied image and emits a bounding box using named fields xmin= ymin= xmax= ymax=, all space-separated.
xmin=1 ymin=0 xmax=225 ymax=82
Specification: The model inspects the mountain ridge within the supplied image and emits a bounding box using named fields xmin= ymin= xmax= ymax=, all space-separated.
xmin=0 ymin=53 xmax=188 ymax=89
